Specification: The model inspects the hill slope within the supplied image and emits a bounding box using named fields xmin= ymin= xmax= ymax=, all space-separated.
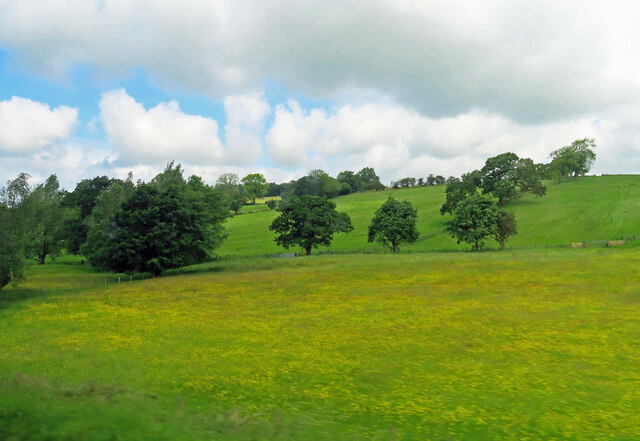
xmin=216 ymin=175 xmax=640 ymax=256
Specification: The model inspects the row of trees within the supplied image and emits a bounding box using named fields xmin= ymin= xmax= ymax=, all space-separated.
xmin=391 ymin=174 xmax=451 ymax=188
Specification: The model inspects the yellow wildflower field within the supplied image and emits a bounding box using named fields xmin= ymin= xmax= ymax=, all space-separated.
xmin=1 ymin=248 xmax=639 ymax=440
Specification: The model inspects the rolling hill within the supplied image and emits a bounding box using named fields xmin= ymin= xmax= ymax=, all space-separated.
xmin=217 ymin=175 xmax=640 ymax=256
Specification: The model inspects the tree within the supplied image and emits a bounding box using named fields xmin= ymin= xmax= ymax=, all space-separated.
xmin=337 ymin=170 xmax=364 ymax=194
xmin=0 ymin=204 xmax=23 ymax=289
xmin=81 ymin=179 xmax=135 ymax=269
xmin=549 ymin=138 xmax=597 ymax=181
xmin=444 ymin=194 xmax=499 ymax=251
xmin=62 ymin=175 xmax=116 ymax=254
xmin=241 ymin=173 xmax=268 ymax=204
xmin=440 ymin=170 xmax=481 ymax=215
xmin=481 ymin=152 xmax=520 ymax=206
xmin=491 ymin=210 xmax=518 ymax=249
xmin=228 ymin=192 xmax=245 ymax=214
xmin=215 ymin=173 xmax=240 ymax=199
xmin=21 ymin=175 xmax=66 ymax=264
xmin=368 ymin=197 xmax=419 ymax=253
xmin=515 ymin=158 xmax=546 ymax=198
xmin=84 ymin=165 xmax=228 ymax=275
xmin=269 ymin=195 xmax=353 ymax=255
xmin=356 ymin=167 xmax=385 ymax=191
xmin=481 ymin=153 xmax=546 ymax=205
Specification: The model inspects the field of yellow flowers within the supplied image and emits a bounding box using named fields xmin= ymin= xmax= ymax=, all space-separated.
xmin=1 ymin=247 xmax=640 ymax=440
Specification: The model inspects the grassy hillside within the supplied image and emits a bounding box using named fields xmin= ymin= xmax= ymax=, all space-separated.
xmin=217 ymin=175 xmax=640 ymax=256
xmin=2 ymin=248 xmax=640 ymax=440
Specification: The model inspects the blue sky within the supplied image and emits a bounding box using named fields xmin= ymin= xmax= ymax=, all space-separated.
xmin=0 ymin=0 xmax=639 ymax=189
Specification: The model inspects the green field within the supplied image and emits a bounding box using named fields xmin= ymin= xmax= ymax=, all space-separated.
xmin=2 ymin=247 xmax=640 ymax=440
xmin=2 ymin=175 xmax=640 ymax=440
xmin=218 ymin=175 xmax=640 ymax=256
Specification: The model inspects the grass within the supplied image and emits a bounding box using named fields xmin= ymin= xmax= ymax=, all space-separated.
xmin=2 ymin=247 xmax=640 ymax=440
xmin=217 ymin=175 xmax=640 ymax=256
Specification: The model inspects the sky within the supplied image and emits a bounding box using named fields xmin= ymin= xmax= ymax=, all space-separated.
xmin=0 ymin=0 xmax=639 ymax=190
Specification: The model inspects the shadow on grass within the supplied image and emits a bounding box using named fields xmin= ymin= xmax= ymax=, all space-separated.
xmin=0 ymin=287 xmax=51 ymax=310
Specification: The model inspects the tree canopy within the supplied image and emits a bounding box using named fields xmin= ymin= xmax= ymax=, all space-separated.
xmin=368 ymin=197 xmax=419 ymax=253
xmin=84 ymin=164 xmax=228 ymax=275
xmin=549 ymin=138 xmax=597 ymax=181
xmin=444 ymin=194 xmax=499 ymax=251
xmin=241 ymin=173 xmax=268 ymax=204
xmin=0 ymin=204 xmax=23 ymax=290
xmin=269 ymin=195 xmax=353 ymax=255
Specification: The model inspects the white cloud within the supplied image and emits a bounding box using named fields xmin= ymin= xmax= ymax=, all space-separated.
xmin=99 ymin=88 xmax=224 ymax=165
xmin=0 ymin=96 xmax=78 ymax=154
xmin=265 ymin=99 xmax=631 ymax=182
xmin=222 ymin=91 xmax=270 ymax=165
xmin=1 ymin=0 xmax=638 ymax=121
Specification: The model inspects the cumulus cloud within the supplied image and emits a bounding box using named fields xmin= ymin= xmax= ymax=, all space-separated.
xmin=265 ymin=99 xmax=629 ymax=183
xmin=1 ymin=0 xmax=638 ymax=121
xmin=99 ymin=89 xmax=224 ymax=165
xmin=0 ymin=96 xmax=78 ymax=154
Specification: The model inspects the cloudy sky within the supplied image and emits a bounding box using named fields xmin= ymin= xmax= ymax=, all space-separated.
xmin=0 ymin=0 xmax=639 ymax=189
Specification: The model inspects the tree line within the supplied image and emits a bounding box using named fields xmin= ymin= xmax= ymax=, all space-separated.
xmin=0 ymin=138 xmax=596 ymax=289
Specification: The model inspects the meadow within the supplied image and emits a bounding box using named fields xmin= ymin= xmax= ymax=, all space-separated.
xmin=217 ymin=175 xmax=640 ymax=256
xmin=2 ymin=247 xmax=640 ymax=440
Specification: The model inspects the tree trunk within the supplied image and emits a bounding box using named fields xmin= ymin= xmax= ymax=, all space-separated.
xmin=306 ymin=246 xmax=312 ymax=256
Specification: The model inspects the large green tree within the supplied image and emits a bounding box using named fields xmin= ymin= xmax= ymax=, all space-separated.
xmin=2 ymin=174 xmax=67 ymax=264
xmin=0 ymin=204 xmax=23 ymax=289
xmin=269 ymin=195 xmax=353 ymax=255
xmin=549 ymin=138 xmax=597 ymax=181
xmin=444 ymin=194 xmax=499 ymax=251
xmin=368 ymin=197 xmax=419 ymax=253
xmin=81 ymin=179 xmax=136 ymax=268
xmin=85 ymin=165 xmax=228 ymax=275
xmin=241 ymin=173 xmax=268 ymax=204
xmin=481 ymin=153 xmax=546 ymax=205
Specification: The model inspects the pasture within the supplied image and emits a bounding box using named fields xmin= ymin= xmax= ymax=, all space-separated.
xmin=217 ymin=175 xmax=640 ymax=256
xmin=2 ymin=247 xmax=639 ymax=440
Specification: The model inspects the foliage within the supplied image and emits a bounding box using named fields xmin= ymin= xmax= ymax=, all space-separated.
xmin=336 ymin=170 xmax=364 ymax=194
xmin=293 ymin=169 xmax=342 ymax=198
xmin=2 ymin=174 xmax=67 ymax=264
xmin=265 ymin=199 xmax=278 ymax=210
xmin=85 ymin=164 xmax=228 ymax=275
xmin=241 ymin=173 xmax=268 ymax=204
xmin=440 ymin=170 xmax=482 ymax=215
xmin=549 ymin=138 xmax=597 ymax=181
xmin=367 ymin=197 xmax=419 ymax=252
xmin=481 ymin=152 xmax=546 ymax=205
xmin=481 ymin=152 xmax=520 ymax=205
xmin=269 ymin=195 xmax=353 ymax=255
xmin=444 ymin=194 xmax=499 ymax=250
xmin=356 ymin=167 xmax=385 ymax=191
xmin=81 ymin=179 xmax=136 ymax=268
xmin=62 ymin=175 xmax=117 ymax=254
xmin=0 ymin=205 xmax=23 ymax=289
xmin=491 ymin=210 xmax=518 ymax=249
xmin=228 ymin=192 xmax=246 ymax=214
